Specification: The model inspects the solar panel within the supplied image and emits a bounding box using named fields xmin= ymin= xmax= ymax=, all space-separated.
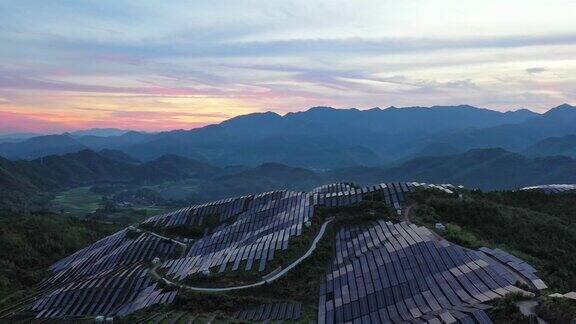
xmin=26 ymin=181 xmax=543 ymax=322
xmin=317 ymin=218 xmax=545 ymax=323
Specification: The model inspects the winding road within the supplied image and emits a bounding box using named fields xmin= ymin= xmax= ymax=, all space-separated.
xmin=149 ymin=218 xmax=334 ymax=292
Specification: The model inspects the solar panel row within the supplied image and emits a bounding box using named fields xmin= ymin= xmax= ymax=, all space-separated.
xmin=31 ymin=263 xmax=176 ymax=319
xmin=317 ymin=221 xmax=543 ymax=324
xmin=233 ymin=301 xmax=302 ymax=321
xmin=479 ymin=247 xmax=548 ymax=290
xmin=28 ymin=232 xmax=181 ymax=318
xmin=29 ymin=181 xmax=531 ymax=322
xmin=161 ymin=190 xmax=312 ymax=279
xmin=519 ymin=184 xmax=576 ymax=194
xmin=40 ymin=232 xmax=179 ymax=290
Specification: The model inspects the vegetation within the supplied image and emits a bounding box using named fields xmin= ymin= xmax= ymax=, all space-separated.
xmin=317 ymin=200 xmax=397 ymax=227
xmin=181 ymin=213 xmax=323 ymax=288
xmin=0 ymin=212 xmax=120 ymax=303
xmin=488 ymin=293 xmax=531 ymax=324
xmin=52 ymin=186 xmax=103 ymax=215
xmin=167 ymin=201 xmax=397 ymax=320
xmin=119 ymin=303 xmax=244 ymax=324
xmin=143 ymin=213 xmax=223 ymax=242
xmin=408 ymin=188 xmax=576 ymax=291
xmin=536 ymin=297 xmax=576 ymax=323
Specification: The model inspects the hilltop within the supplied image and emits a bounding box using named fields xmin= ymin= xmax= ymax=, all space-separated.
xmin=2 ymin=182 xmax=575 ymax=323
xmin=3 ymin=147 xmax=576 ymax=212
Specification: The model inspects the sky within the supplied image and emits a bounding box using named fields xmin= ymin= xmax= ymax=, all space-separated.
xmin=1 ymin=0 xmax=575 ymax=133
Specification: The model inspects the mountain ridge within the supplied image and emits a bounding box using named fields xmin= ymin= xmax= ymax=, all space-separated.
xmin=1 ymin=104 xmax=575 ymax=170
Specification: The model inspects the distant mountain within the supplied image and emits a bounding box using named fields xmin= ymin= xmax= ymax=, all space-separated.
xmin=0 ymin=132 xmax=44 ymax=143
xmin=2 ymin=104 xmax=573 ymax=170
xmin=0 ymin=134 xmax=86 ymax=159
xmin=98 ymin=149 xmax=141 ymax=164
xmin=3 ymin=145 xmax=576 ymax=212
xmin=37 ymin=149 xmax=138 ymax=187
xmin=134 ymin=154 xmax=220 ymax=184
xmin=525 ymin=134 xmax=576 ymax=158
xmin=393 ymin=142 xmax=461 ymax=164
xmin=377 ymin=148 xmax=576 ymax=190
xmin=199 ymin=162 xmax=321 ymax=200
xmin=70 ymin=128 xmax=132 ymax=137
xmin=0 ymin=150 xmax=226 ymax=211
xmin=120 ymin=105 xmax=540 ymax=168
xmin=0 ymin=156 xmax=39 ymax=192
xmin=441 ymin=104 xmax=576 ymax=151
xmin=0 ymin=131 xmax=157 ymax=160
xmin=75 ymin=131 xmax=155 ymax=151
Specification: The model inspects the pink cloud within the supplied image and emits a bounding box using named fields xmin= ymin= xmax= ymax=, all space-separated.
xmin=0 ymin=111 xmax=69 ymax=133
xmin=0 ymin=108 xmax=220 ymax=133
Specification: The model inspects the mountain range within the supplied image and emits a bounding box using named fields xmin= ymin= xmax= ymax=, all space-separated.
xmin=2 ymin=146 xmax=576 ymax=211
xmin=5 ymin=104 xmax=576 ymax=168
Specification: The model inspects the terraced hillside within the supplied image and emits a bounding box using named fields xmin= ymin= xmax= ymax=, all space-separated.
xmin=1 ymin=182 xmax=550 ymax=323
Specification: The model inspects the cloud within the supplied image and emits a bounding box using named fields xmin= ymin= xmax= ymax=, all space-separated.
xmin=111 ymin=110 xmax=230 ymax=120
xmin=0 ymin=72 xmax=231 ymax=97
xmin=1 ymin=1 xmax=576 ymax=131
xmin=526 ymin=67 xmax=547 ymax=74
xmin=32 ymin=33 xmax=576 ymax=59
xmin=0 ymin=110 xmax=68 ymax=133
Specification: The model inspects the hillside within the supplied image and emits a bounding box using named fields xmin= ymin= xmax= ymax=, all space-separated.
xmin=335 ymin=148 xmax=576 ymax=190
xmin=134 ymin=154 xmax=220 ymax=184
xmin=441 ymin=104 xmax=576 ymax=151
xmin=198 ymin=162 xmax=322 ymax=200
xmin=3 ymin=147 xmax=576 ymax=212
xmin=0 ymin=150 xmax=224 ymax=211
xmin=4 ymin=183 xmax=575 ymax=323
xmin=98 ymin=149 xmax=141 ymax=164
xmin=0 ymin=212 xmax=119 ymax=302
xmin=0 ymin=134 xmax=86 ymax=160
xmin=0 ymin=105 xmax=543 ymax=168
xmin=120 ymin=105 xmax=539 ymax=167
xmin=525 ymin=134 xmax=576 ymax=158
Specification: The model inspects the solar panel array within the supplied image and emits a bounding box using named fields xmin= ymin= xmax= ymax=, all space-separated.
xmin=479 ymin=247 xmax=548 ymax=290
xmin=520 ymin=184 xmax=576 ymax=194
xmin=159 ymin=190 xmax=313 ymax=279
xmin=17 ymin=181 xmax=542 ymax=322
xmin=28 ymin=230 xmax=180 ymax=319
xmin=317 ymin=221 xmax=544 ymax=324
xmin=158 ymin=182 xmax=432 ymax=279
xmin=141 ymin=195 xmax=251 ymax=228
xmin=233 ymin=301 xmax=302 ymax=322
xmin=311 ymin=182 xmax=413 ymax=212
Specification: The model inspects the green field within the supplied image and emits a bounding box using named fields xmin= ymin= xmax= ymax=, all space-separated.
xmin=52 ymin=187 xmax=103 ymax=217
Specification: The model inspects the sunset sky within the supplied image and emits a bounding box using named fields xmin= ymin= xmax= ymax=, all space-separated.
xmin=1 ymin=0 xmax=575 ymax=133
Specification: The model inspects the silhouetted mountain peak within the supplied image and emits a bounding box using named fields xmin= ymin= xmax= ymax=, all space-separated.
xmin=121 ymin=131 xmax=145 ymax=137
xmin=545 ymin=103 xmax=576 ymax=115
xmin=224 ymin=111 xmax=281 ymax=122
xmin=555 ymin=103 xmax=575 ymax=109
xmin=307 ymin=106 xmax=337 ymax=112
xmin=28 ymin=133 xmax=75 ymax=142
xmin=256 ymin=162 xmax=292 ymax=170
xmin=503 ymin=108 xmax=537 ymax=118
